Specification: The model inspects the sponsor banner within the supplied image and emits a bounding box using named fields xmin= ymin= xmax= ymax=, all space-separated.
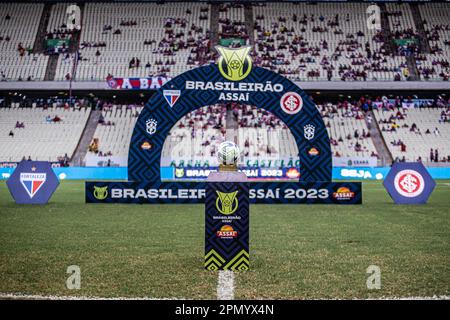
xmin=166 ymin=156 xmax=376 ymax=169
xmin=0 ymin=162 xmax=67 ymax=168
xmin=85 ymin=155 xmax=127 ymax=167
xmin=85 ymin=181 xmax=362 ymax=204
xmin=107 ymin=77 xmax=170 ymax=90
xmin=6 ymin=161 xmax=59 ymax=204
xmin=334 ymin=167 xmax=389 ymax=180
xmin=218 ymin=38 xmax=246 ymax=47
xmin=383 ymin=162 xmax=436 ymax=204
xmin=173 ymin=167 xmax=300 ymax=180
xmin=332 ymin=157 xmax=378 ymax=168
xmin=205 ymin=182 xmax=249 ymax=270
xmin=2 ymin=166 xmax=450 ymax=181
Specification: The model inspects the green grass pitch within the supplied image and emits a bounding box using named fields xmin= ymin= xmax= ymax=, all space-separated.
xmin=0 ymin=180 xmax=449 ymax=299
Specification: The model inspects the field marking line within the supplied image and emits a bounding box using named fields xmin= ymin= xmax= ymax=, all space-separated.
xmin=0 ymin=293 xmax=183 ymax=300
xmin=1 ymin=292 xmax=448 ymax=300
xmin=364 ymin=295 xmax=450 ymax=300
xmin=217 ymin=270 xmax=234 ymax=300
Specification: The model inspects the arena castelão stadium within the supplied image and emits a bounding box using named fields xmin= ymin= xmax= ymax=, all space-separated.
xmin=0 ymin=0 xmax=449 ymax=308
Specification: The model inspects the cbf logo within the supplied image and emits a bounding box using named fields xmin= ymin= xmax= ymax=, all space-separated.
xmin=20 ymin=172 xmax=46 ymax=198
xmin=216 ymin=46 xmax=252 ymax=82
xmin=304 ymin=124 xmax=315 ymax=140
xmin=93 ymin=186 xmax=108 ymax=200
xmin=280 ymin=92 xmax=303 ymax=115
xmin=146 ymin=118 xmax=157 ymax=135
xmin=394 ymin=170 xmax=425 ymax=198
xmin=216 ymin=191 xmax=239 ymax=215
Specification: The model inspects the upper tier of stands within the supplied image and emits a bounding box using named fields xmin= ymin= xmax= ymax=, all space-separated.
xmin=0 ymin=2 xmax=448 ymax=82
xmin=416 ymin=3 xmax=450 ymax=81
xmin=0 ymin=3 xmax=48 ymax=81
xmin=253 ymin=2 xmax=408 ymax=81
xmin=61 ymin=2 xmax=211 ymax=81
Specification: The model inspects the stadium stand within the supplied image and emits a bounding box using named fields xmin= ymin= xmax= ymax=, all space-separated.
xmin=0 ymin=102 xmax=90 ymax=163
xmin=416 ymin=3 xmax=450 ymax=81
xmin=67 ymin=2 xmax=211 ymax=80
xmin=0 ymin=2 xmax=48 ymax=81
xmin=162 ymin=104 xmax=226 ymax=165
xmin=86 ymin=103 xmax=142 ymax=159
xmin=253 ymin=2 xmax=408 ymax=81
xmin=373 ymin=99 xmax=450 ymax=164
xmin=319 ymin=102 xmax=378 ymax=159
xmin=219 ymin=3 xmax=248 ymax=43
xmin=234 ymin=104 xmax=296 ymax=160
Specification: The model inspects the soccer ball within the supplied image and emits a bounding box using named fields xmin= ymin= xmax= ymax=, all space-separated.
xmin=217 ymin=141 xmax=240 ymax=165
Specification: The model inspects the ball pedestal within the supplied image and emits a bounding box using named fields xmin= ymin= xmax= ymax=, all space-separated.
xmin=205 ymin=165 xmax=250 ymax=271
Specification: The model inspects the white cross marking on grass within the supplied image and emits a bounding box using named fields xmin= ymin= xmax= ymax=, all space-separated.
xmin=217 ymin=270 xmax=235 ymax=300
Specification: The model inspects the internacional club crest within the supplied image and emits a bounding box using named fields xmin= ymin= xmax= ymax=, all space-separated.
xmin=146 ymin=118 xmax=157 ymax=135
xmin=383 ymin=162 xmax=435 ymax=204
xmin=216 ymin=45 xmax=252 ymax=82
xmin=216 ymin=190 xmax=239 ymax=215
xmin=394 ymin=170 xmax=425 ymax=198
xmin=280 ymin=92 xmax=303 ymax=114
xmin=304 ymin=124 xmax=315 ymax=140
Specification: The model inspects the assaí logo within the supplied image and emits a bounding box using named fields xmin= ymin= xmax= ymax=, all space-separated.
xmin=216 ymin=225 xmax=238 ymax=239
xmin=216 ymin=45 xmax=252 ymax=82
xmin=332 ymin=187 xmax=355 ymax=200
xmin=216 ymin=190 xmax=239 ymax=215
xmin=93 ymin=186 xmax=108 ymax=200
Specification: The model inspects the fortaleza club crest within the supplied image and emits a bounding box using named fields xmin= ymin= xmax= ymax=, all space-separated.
xmin=216 ymin=190 xmax=239 ymax=215
xmin=20 ymin=172 xmax=46 ymax=198
xmin=93 ymin=186 xmax=108 ymax=200
xmin=163 ymin=90 xmax=180 ymax=108
xmin=216 ymin=45 xmax=252 ymax=82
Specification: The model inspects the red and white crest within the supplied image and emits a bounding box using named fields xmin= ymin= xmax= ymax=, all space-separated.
xmin=394 ymin=170 xmax=425 ymax=198
xmin=280 ymin=92 xmax=303 ymax=114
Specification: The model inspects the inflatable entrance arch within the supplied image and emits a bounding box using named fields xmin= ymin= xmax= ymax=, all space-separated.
xmin=128 ymin=46 xmax=331 ymax=182
xmin=86 ymin=47 xmax=362 ymax=205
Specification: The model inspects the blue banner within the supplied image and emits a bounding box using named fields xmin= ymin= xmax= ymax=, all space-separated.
xmin=85 ymin=181 xmax=362 ymax=204
xmin=1 ymin=166 xmax=450 ymax=181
